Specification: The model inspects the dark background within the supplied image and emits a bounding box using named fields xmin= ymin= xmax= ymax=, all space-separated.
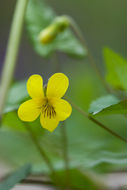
xmin=1 ymin=0 xmax=127 ymax=79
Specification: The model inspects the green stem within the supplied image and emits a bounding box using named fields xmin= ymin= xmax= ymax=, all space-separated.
xmin=53 ymin=54 xmax=70 ymax=189
xmin=25 ymin=124 xmax=55 ymax=175
xmin=61 ymin=122 xmax=70 ymax=190
xmin=0 ymin=0 xmax=28 ymax=116
xmin=67 ymin=97 xmax=127 ymax=144
xmin=25 ymin=125 xmax=63 ymax=190
xmin=69 ymin=17 xmax=111 ymax=93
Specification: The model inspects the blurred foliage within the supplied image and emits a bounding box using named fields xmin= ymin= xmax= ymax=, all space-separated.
xmin=4 ymin=81 xmax=28 ymax=114
xmin=0 ymin=164 xmax=31 ymax=190
xmin=104 ymin=48 xmax=127 ymax=90
xmin=52 ymin=168 xmax=105 ymax=190
xmin=89 ymin=95 xmax=119 ymax=115
xmin=88 ymin=48 xmax=127 ymax=116
xmin=25 ymin=0 xmax=87 ymax=58
xmin=1 ymin=0 xmax=127 ymax=188
xmin=89 ymin=96 xmax=127 ymax=116
xmin=1 ymin=65 xmax=127 ymax=176
xmin=2 ymin=111 xmax=44 ymax=135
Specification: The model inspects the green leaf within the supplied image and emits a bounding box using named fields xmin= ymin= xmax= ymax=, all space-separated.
xmin=4 ymin=80 xmax=28 ymax=114
xmin=7 ymin=80 xmax=28 ymax=105
xmin=89 ymin=98 xmax=127 ymax=116
xmin=4 ymin=104 xmax=19 ymax=114
xmin=0 ymin=164 xmax=31 ymax=190
xmin=25 ymin=0 xmax=87 ymax=58
xmin=2 ymin=111 xmax=44 ymax=136
xmin=0 ymin=129 xmax=64 ymax=174
xmin=89 ymin=95 xmax=119 ymax=115
xmin=52 ymin=169 xmax=104 ymax=190
xmin=104 ymin=48 xmax=127 ymax=90
xmin=3 ymin=81 xmax=44 ymax=136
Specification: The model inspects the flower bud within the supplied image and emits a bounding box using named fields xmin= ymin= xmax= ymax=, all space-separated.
xmin=38 ymin=16 xmax=70 ymax=44
xmin=39 ymin=24 xmax=58 ymax=44
xmin=54 ymin=16 xmax=70 ymax=32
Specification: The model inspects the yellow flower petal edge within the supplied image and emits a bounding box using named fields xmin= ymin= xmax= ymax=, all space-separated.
xmin=40 ymin=113 xmax=59 ymax=132
xmin=27 ymin=74 xmax=44 ymax=99
xmin=18 ymin=73 xmax=72 ymax=132
xmin=46 ymin=73 xmax=69 ymax=98
xmin=51 ymin=98 xmax=72 ymax=121
xmin=18 ymin=99 xmax=41 ymax=122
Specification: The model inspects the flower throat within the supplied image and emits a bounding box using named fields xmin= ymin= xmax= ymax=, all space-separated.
xmin=42 ymin=98 xmax=56 ymax=118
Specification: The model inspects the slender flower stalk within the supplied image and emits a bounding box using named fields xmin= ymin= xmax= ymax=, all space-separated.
xmin=25 ymin=124 xmax=55 ymax=174
xmin=61 ymin=122 xmax=70 ymax=190
xmin=54 ymin=54 xmax=71 ymax=190
xmin=67 ymin=97 xmax=127 ymax=144
xmin=69 ymin=17 xmax=111 ymax=93
xmin=0 ymin=1 xmax=59 ymax=188
xmin=24 ymin=124 xmax=62 ymax=189
xmin=0 ymin=0 xmax=28 ymax=116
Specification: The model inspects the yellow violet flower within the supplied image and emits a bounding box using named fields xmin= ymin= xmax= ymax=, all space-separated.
xmin=18 ymin=73 xmax=72 ymax=132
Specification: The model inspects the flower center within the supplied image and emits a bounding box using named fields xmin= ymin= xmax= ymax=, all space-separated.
xmin=42 ymin=98 xmax=56 ymax=118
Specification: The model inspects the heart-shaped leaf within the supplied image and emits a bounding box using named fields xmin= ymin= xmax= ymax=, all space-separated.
xmin=89 ymin=95 xmax=119 ymax=115
xmin=0 ymin=164 xmax=31 ymax=190
xmin=25 ymin=0 xmax=87 ymax=58
xmin=104 ymin=48 xmax=127 ymax=90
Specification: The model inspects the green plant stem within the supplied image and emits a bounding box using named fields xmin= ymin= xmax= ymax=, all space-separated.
xmin=0 ymin=0 xmax=28 ymax=116
xmin=25 ymin=125 xmax=64 ymax=190
xmin=25 ymin=124 xmax=55 ymax=175
xmin=69 ymin=17 xmax=111 ymax=93
xmin=53 ymin=54 xmax=70 ymax=189
xmin=61 ymin=122 xmax=70 ymax=190
xmin=55 ymin=54 xmax=71 ymax=189
xmin=67 ymin=97 xmax=127 ymax=144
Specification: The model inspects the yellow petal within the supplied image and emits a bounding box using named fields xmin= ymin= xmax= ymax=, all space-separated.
xmin=46 ymin=73 xmax=69 ymax=98
xmin=18 ymin=99 xmax=41 ymax=122
xmin=40 ymin=113 xmax=59 ymax=132
xmin=52 ymin=98 xmax=72 ymax=121
xmin=27 ymin=75 xmax=44 ymax=99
